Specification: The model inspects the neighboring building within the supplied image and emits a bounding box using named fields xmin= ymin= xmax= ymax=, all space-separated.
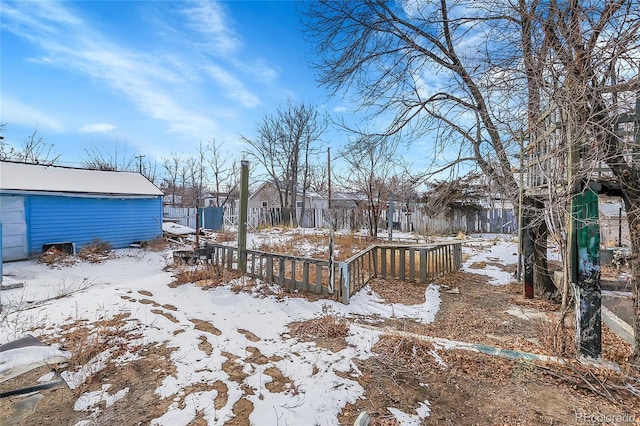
xmin=203 ymin=191 xmax=238 ymax=208
xmin=248 ymin=181 xmax=328 ymax=227
xmin=163 ymin=193 xmax=183 ymax=206
xmin=0 ymin=161 xmax=163 ymax=261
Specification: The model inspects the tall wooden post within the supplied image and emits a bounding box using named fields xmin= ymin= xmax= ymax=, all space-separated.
xmin=328 ymin=231 xmax=335 ymax=293
xmin=238 ymin=160 xmax=249 ymax=273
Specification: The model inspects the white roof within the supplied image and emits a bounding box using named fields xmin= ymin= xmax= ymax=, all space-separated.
xmin=0 ymin=161 xmax=163 ymax=196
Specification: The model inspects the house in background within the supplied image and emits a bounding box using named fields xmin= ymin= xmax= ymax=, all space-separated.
xmin=248 ymin=181 xmax=327 ymax=228
xmin=0 ymin=161 xmax=163 ymax=261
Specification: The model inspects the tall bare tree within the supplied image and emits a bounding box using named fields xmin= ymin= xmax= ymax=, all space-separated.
xmin=339 ymin=135 xmax=399 ymax=236
xmin=161 ymin=153 xmax=185 ymax=206
xmin=206 ymin=139 xmax=239 ymax=207
xmin=305 ymin=0 xmax=640 ymax=356
xmin=304 ymin=0 xmax=563 ymax=291
xmin=537 ymin=0 xmax=640 ymax=359
xmin=241 ymin=101 xmax=327 ymax=226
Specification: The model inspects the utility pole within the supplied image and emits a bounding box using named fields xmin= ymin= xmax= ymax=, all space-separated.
xmin=135 ymin=154 xmax=145 ymax=174
xmin=388 ymin=193 xmax=394 ymax=242
xmin=327 ymin=147 xmax=331 ymax=209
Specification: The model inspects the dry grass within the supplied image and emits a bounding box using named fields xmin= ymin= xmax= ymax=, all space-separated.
xmin=255 ymin=232 xmax=374 ymax=261
xmin=216 ymin=229 xmax=237 ymax=242
xmin=143 ymin=236 xmax=170 ymax=251
xmin=170 ymin=263 xmax=242 ymax=289
xmin=78 ymin=239 xmax=112 ymax=263
xmin=41 ymin=313 xmax=144 ymax=392
xmin=288 ymin=305 xmax=349 ymax=352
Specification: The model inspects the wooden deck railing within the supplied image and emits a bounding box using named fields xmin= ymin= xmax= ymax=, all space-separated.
xmin=174 ymin=241 xmax=462 ymax=304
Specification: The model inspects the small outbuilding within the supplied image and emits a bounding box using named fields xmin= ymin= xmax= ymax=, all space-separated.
xmin=0 ymin=161 xmax=164 ymax=261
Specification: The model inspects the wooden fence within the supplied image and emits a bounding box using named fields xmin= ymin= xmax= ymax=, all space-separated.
xmin=174 ymin=241 xmax=462 ymax=304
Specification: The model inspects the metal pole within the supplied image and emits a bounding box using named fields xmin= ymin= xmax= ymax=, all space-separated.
xmin=327 ymin=147 xmax=331 ymax=210
xmin=619 ymin=207 xmax=623 ymax=247
xmin=388 ymin=194 xmax=394 ymax=242
xmin=517 ymin=131 xmax=524 ymax=282
xmin=238 ymin=160 xmax=249 ymax=273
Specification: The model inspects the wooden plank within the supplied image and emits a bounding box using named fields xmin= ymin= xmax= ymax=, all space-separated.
xmin=409 ymin=248 xmax=415 ymax=282
xmin=290 ymin=260 xmax=297 ymax=291
xmin=390 ymin=248 xmax=396 ymax=278
xmin=372 ymin=248 xmax=379 ymax=277
xmin=420 ymin=249 xmax=427 ymax=283
xmin=250 ymin=253 xmax=256 ymax=277
xmin=341 ymin=263 xmax=350 ymax=304
xmin=380 ymin=247 xmax=387 ymax=277
xmin=303 ymin=262 xmax=310 ymax=292
xmin=226 ymin=247 xmax=233 ymax=269
xmin=315 ymin=264 xmax=323 ymax=294
xmin=266 ymin=256 xmax=273 ymax=283
xmin=399 ymin=249 xmax=406 ymax=280
xmin=278 ymin=258 xmax=285 ymax=286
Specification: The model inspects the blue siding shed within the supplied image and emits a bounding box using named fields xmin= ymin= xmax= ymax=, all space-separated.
xmin=1 ymin=161 xmax=163 ymax=261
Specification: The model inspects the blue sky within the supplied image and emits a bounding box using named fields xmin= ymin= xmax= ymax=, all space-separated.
xmin=1 ymin=0 xmax=351 ymax=169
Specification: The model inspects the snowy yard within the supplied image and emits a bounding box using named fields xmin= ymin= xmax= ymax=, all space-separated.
xmin=1 ymin=233 xmax=525 ymax=425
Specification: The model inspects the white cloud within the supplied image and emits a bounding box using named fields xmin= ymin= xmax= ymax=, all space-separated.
xmin=205 ymin=65 xmax=260 ymax=108
xmin=0 ymin=95 xmax=63 ymax=131
xmin=78 ymin=123 xmax=116 ymax=133
xmin=2 ymin=1 xmax=218 ymax=139
xmin=181 ymin=0 xmax=241 ymax=56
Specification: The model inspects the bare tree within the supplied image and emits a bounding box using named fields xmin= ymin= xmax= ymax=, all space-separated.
xmin=241 ymin=101 xmax=327 ymax=226
xmin=308 ymin=162 xmax=329 ymax=194
xmin=81 ymin=143 xmax=157 ymax=182
xmin=81 ymin=144 xmax=135 ymax=172
xmin=189 ymin=142 xmax=208 ymax=210
xmin=306 ymin=0 xmax=640 ymax=356
xmin=0 ymin=129 xmax=61 ymax=165
xmin=303 ymin=0 xmax=560 ymax=283
xmin=421 ymin=173 xmax=486 ymax=219
xmin=536 ymin=0 xmax=640 ymax=359
xmin=206 ymin=139 xmax=239 ymax=207
xmin=161 ymin=153 xmax=185 ymax=206
xmin=339 ymin=135 xmax=399 ymax=236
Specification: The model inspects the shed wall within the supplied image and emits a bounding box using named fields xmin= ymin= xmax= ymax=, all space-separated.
xmin=27 ymin=195 xmax=162 ymax=256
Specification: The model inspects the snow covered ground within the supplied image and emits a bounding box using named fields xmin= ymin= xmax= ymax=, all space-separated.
xmin=0 ymin=232 xmax=518 ymax=425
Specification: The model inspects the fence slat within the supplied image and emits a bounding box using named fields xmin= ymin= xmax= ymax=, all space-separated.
xmin=302 ymin=262 xmax=309 ymax=291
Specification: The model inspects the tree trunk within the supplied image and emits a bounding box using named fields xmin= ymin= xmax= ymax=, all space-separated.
xmin=623 ymin=199 xmax=640 ymax=360
xmin=522 ymin=198 xmax=557 ymax=297
xmin=532 ymin=214 xmax=557 ymax=296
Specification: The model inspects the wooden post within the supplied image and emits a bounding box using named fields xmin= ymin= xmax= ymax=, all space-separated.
xmin=328 ymin=231 xmax=335 ymax=293
xmin=238 ymin=160 xmax=249 ymax=273
xmin=341 ymin=263 xmax=350 ymax=304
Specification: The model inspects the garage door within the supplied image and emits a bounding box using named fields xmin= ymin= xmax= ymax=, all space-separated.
xmin=0 ymin=196 xmax=28 ymax=261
